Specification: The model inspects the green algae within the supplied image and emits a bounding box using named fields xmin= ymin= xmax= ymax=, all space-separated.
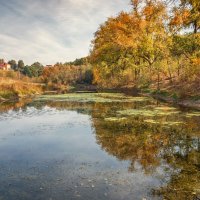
xmin=185 ymin=112 xmax=200 ymax=117
xmin=117 ymin=109 xmax=180 ymax=117
xmin=143 ymin=119 xmax=159 ymax=124
xmin=104 ymin=117 xmax=127 ymax=122
xmin=154 ymin=106 xmax=178 ymax=111
xmin=144 ymin=119 xmax=184 ymax=126
xmin=117 ymin=109 xmax=156 ymax=117
xmin=35 ymin=93 xmax=152 ymax=103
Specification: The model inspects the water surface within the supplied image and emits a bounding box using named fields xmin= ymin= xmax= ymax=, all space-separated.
xmin=0 ymin=94 xmax=199 ymax=200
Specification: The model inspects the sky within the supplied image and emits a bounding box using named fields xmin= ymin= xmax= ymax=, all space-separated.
xmin=0 ymin=0 xmax=131 ymax=65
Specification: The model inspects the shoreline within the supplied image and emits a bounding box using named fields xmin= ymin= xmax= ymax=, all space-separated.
xmin=1 ymin=87 xmax=200 ymax=111
xmin=0 ymin=93 xmax=41 ymax=104
xmin=141 ymin=92 xmax=200 ymax=111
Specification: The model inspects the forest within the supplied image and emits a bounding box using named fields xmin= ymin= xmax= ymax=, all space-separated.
xmin=0 ymin=0 xmax=199 ymax=103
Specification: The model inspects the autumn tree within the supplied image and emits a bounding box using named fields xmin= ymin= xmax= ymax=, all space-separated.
xmin=170 ymin=0 xmax=200 ymax=33
xmin=42 ymin=64 xmax=93 ymax=90
xmin=91 ymin=0 xmax=170 ymax=89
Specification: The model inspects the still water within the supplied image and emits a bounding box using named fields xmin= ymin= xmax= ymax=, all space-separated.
xmin=0 ymin=93 xmax=199 ymax=200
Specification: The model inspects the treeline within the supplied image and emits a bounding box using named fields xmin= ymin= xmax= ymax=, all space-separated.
xmin=7 ymin=60 xmax=44 ymax=78
xmin=90 ymin=0 xmax=200 ymax=97
xmin=0 ymin=59 xmax=93 ymax=97
xmin=42 ymin=63 xmax=93 ymax=90
xmin=65 ymin=57 xmax=89 ymax=66
xmin=2 ymin=58 xmax=93 ymax=89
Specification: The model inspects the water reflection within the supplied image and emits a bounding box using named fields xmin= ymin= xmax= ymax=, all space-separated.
xmin=93 ymin=102 xmax=200 ymax=199
xmin=0 ymin=98 xmax=199 ymax=200
xmin=92 ymin=107 xmax=200 ymax=199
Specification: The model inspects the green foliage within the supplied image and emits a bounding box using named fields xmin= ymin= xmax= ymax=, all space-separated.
xmin=8 ymin=60 xmax=17 ymax=70
xmin=171 ymin=34 xmax=200 ymax=57
xmin=18 ymin=60 xmax=25 ymax=72
xmin=65 ymin=57 xmax=89 ymax=66
xmin=83 ymin=69 xmax=93 ymax=84
xmin=23 ymin=62 xmax=44 ymax=78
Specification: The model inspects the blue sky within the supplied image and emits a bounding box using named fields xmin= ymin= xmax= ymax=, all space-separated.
xmin=0 ymin=0 xmax=131 ymax=65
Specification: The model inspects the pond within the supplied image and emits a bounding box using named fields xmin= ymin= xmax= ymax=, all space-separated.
xmin=0 ymin=93 xmax=199 ymax=200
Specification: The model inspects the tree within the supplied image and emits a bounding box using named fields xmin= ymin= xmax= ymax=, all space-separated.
xmin=90 ymin=0 xmax=170 ymax=88
xmin=65 ymin=57 xmax=89 ymax=66
xmin=8 ymin=60 xmax=17 ymax=70
xmin=18 ymin=60 xmax=25 ymax=72
xmin=23 ymin=62 xmax=44 ymax=78
xmin=170 ymin=0 xmax=200 ymax=33
xmin=170 ymin=33 xmax=200 ymax=94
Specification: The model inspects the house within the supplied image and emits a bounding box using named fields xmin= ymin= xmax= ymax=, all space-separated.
xmin=45 ymin=65 xmax=54 ymax=68
xmin=0 ymin=62 xmax=11 ymax=70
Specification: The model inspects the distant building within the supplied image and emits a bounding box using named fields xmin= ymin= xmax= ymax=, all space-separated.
xmin=0 ymin=62 xmax=11 ymax=70
xmin=45 ymin=65 xmax=54 ymax=68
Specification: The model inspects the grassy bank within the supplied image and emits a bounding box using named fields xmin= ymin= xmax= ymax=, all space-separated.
xmin=0 ymin=71 xmax=43 ymax=101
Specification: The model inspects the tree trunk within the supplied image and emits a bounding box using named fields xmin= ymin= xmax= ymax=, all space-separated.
xmin=194 ymin=20 xmax=198 ymax=34
xmin=177 ymin=60 xmax=180 ymax=77
xmin=167 ymin=61 xmax=173 ymax=84
xmin=157 ymin=72 xmax=160 ymax=91
xmin=135 ymin=69 xmax=137 ymax=81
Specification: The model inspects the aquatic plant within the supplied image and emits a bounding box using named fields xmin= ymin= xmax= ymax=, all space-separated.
xmin=144 ymin=119 xmax=184 ymax=126
xmin=104 ymin=117 xmax=127 ymax=122
xmin=117 ymin=108 xmax=180 ymax=117
xmin=185 ymin=112 xmax=200 ymax=117
xmin=35 ymin=93 xmax=152 ymax=103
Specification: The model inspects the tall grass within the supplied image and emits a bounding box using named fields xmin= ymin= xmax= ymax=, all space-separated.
xmin=0 ymin=71 xmax=43 ymax=100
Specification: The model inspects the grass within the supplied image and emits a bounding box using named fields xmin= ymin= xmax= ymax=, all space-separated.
xmin=0 ymin=78 xmax=43 ymax=100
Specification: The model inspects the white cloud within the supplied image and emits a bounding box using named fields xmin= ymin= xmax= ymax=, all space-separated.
xmin=0 ymin=0 xmax=131 ymax=65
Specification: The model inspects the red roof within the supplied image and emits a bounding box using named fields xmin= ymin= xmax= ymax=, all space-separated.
xmin=0 ymin=63 xmax=9 ymax=69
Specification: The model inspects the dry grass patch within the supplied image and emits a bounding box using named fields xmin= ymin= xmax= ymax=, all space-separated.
xmin=0 ymin=78 xmax=43 ymax=100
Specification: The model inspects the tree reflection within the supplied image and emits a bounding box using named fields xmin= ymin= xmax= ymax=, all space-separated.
xmin=90 ymin=104 xmax=200 ymax=199
xmin=0 ymin=99 xmax=32 ymax=113
xmin=0 ymin=99 xmax=199 ymax=199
